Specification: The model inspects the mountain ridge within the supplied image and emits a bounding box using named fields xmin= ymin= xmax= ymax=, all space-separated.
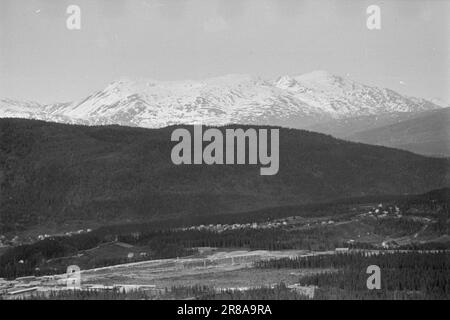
xmin=0 ymin=71 xmax=444 ymax=129
xmin=347 ymin=107 xmax=450 ymax=157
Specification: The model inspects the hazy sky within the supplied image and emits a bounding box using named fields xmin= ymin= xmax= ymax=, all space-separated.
xmin=0 ymin=0 xmax=448 ymax=104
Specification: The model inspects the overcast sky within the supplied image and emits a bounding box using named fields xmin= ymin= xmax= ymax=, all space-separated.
xmin=0 ymin=0 xmax=448 ymax=104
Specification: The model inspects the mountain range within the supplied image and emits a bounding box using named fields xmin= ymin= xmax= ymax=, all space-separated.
xmin=1 ymin=71 xmax=444 ymax=127
xmin=1 ymin=70 xmax=447 ymax=156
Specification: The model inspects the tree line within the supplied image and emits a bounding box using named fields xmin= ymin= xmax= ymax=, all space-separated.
xmin=255 ymin=252 xmax=450 ymax=299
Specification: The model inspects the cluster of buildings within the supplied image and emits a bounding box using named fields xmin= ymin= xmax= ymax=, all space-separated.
xmin=0 ymin=274 xmax=160 ymax=299
xmin=0 ymin=275 xmax=55 ymax=299
xmin=287 ymin=284 xmax=318 ymax=299
xmin=182 ymin=221 xmax=288 ymax=233
xmin=0 ymin=235 xmax=7 ymax=247
xmin=358 ymin=203 xmax=402 ymax=219
xmin=0 ymin=235 xmax=26 ymax=247
xmin=37 ymin=228 xmax=93 ymax=241
xmin=0 ymin=228 xmax=93 ymax=248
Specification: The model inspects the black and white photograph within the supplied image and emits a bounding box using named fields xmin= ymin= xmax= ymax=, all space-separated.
xmin=0 ymin=0 xmax=449 ymax=305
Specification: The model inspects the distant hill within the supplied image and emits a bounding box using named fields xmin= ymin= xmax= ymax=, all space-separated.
xmin=305 ymin=111 xmax=425 ymax=138
xmin=346 ymin=108 xmax=450 ymax=157
xmin=0 ymin=118 xmax=448 ymax=232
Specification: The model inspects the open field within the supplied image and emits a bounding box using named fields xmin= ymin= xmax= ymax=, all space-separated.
xmin=0 ymin=249 xmax=334 ymax=298
xmin=79 ymin=249 xmax=320 ymax=287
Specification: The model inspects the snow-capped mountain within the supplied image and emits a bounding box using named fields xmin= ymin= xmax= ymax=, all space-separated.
xmin=0 ymin=98 xmax=74 ymax=124
xmin=0 ymin=71 xmax=444 ymax=129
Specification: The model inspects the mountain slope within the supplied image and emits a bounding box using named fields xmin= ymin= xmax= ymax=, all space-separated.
xmin=0 ymin=71 xmax=443 ymax=129
xmin=304 ymin=112 xmax=426 ymax=138
xmin=347 ymin=108 xmax=450 ymax=157
xmin=0 ymin=118 xmax=448 ymax=232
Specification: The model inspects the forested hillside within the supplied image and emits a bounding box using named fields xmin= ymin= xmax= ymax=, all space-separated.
xmin=1 ymin=118 xmax=448 ymax=232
